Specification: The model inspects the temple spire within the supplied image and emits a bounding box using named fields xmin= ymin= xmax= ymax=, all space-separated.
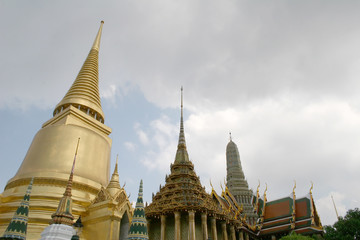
xmin=51 ymin=138 xmax=80 ymax=225
xmin=174 ymin=87 xmax=190 ymax=163
xmin=0 ymin=178 xmax=34 ymax=240
xmin=128 ymin=180 xmax=149 ymax=240
xmin=54 ymin=21 xmax=105 ymax=123
xmin=107 ymin=155 xmax=121 ymax=197
xmin=178 ymin=86 xmax=186 ymax=149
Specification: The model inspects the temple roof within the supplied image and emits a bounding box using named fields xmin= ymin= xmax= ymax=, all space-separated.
xmin=54 ymin=21 xmax=105 ymax=123
xmin=256 ymin=185 xmax=323 ymax=236
xmin=145 ymin=89 xmax=221 ymax=216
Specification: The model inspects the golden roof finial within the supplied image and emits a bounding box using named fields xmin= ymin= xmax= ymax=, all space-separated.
xmin=293 ymin=180 xmax=297 ymax=194
xmin=310 ymin=181 xmax=313 ymax=195
xmin=263 ymin=183 xmax=268 ymax=199
xmin=220 ymin=182 xmax=224 ymax=192
xmin=210 ymin=179 xmax=214 ymax=191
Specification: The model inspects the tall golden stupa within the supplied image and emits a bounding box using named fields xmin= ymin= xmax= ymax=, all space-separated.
xmin=0 ymin=22 xmax=132 ymax=240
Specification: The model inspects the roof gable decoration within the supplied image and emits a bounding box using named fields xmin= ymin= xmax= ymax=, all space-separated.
xmin=309 ymin=182 xmax=322 ymax=228
xmin=253 ymin=181 xmax=261 ymax=215
xmin=291 ymin=181 xmax=297 ymax=230
xmin=258 ymin=183 xmax=268 ymax=230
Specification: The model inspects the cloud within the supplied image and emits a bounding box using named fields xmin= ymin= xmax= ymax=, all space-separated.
xmin=134 ymin=123 xmax=150 ymax=145
xmin=136 ymin=115 xmax=178 ymax=173
xmin=124 ymin=141 xmax=136 ymax=152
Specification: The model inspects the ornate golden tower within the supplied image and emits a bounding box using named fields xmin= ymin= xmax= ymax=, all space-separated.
xmin=0 ymin=21 xmax=114 ymax=239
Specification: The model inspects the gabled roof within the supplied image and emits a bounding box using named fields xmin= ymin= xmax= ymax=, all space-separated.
xmin=258 ymin=187 xmax=323 ymax=236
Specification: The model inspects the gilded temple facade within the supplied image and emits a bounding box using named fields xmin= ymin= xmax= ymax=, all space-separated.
xmin=0 ymin=22 xmax=132 ymax=240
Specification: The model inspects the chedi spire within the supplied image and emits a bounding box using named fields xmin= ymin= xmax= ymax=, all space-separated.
xmin=51 ymin=138 xmax=80 ymax=226
xmin=54 ymin=21 xmax=105 ymax=123
xmin=128 ymin=180 xmax=148 ymax=240
xmin=0 ymin=178 xmax=34 ymax=240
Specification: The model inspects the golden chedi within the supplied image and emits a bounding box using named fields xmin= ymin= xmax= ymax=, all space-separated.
xmin=0 ymin=22 xmax=133 ymax=240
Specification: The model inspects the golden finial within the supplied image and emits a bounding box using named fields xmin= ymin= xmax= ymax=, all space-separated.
xmin=210 ymin=179 xmax=214 ymax=190
xmin=224 ymin=178 xmax=228 ymax=190
xmin=293 ymin=180 xmax=297 ymax=194
xmin=263 ymin=183 xmax=268 ymax=199
xmin=220 ymin=182 xmax=224 ymax=192
xmin=92 ymin=21 xmax=104 ymax=51
xmin=257 ymin=180 xmax=260 ymax=193
xmin=310 ymin=181 xmax=313 ymax=195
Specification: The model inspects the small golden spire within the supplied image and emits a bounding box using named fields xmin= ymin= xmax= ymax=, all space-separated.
xmin=310 ymin=181 xmax=314 ymax=195
xmin=107 ymin=154 xmax=121 ymax=197
xmin=51 ymin=138 xmax=80 ymax=225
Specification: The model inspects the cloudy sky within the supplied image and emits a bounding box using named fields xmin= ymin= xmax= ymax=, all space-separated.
xmin=1 ymin=1 xmax=360 ymax=226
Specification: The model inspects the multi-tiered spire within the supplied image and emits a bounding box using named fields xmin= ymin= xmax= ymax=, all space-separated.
xmin=54 ymin=21 xmax=105 ymax=123
xmin=128 ymin=180 xmax=149 ymax=240
xmin=0 ymin=178 xmax=34 ymax=240
xmin=226 ymin=135 xmax=258 ymax=225
xmin=51 ymin=138 xmax=80 ymax=226
xmin=174 ymin=86 xmax=190 ymax=163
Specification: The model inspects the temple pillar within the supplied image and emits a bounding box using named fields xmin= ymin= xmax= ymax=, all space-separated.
xmin=230 ymin=225 xmax=236 ymax=240
xmin=239 ymin=231 xmax=244 ymax=240
xmin=161 ymin=215 xmax=166 ymax=240
xmin=245 ymin=232 xmax=250 ymax=240
xmin=174 ymin=211 xmax=181 ymax=240
xmin=211 ymin=217 xmax=217 ymax=240
xmin=188 ymin=211 xmax=196 ymax=240
xmin=221 ymin=221 xmax=228 ymax=240
xmin=201 ymin=212 xmax=208 ymax=240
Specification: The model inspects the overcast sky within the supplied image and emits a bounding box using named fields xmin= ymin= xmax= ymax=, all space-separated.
xmin=1 ymin=0 xmax=360 ymax=226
